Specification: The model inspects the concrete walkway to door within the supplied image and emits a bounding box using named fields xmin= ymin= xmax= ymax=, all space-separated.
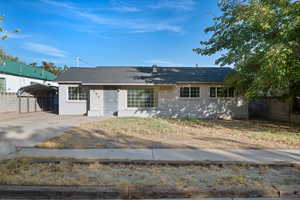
xmin=0 ymin=112 xmax=108 ymax=157
xmin=6 ymin=148 xmax=300 ymax=164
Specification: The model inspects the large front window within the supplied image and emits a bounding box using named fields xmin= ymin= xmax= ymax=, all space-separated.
xmin=68 ymin=86 xmax=86 ymax=100
xmin=127 ymin=88 xmax=156 ymax=108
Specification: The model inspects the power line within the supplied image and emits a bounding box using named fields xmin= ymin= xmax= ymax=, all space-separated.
xmin=76 ymin=57 xmax=80 ymax=67
xmin=79 ymin=58 xmax=96 ymax=67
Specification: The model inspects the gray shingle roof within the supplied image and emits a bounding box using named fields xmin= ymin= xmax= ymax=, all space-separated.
xmin=56 ymin=66 xmax=232 ymax=84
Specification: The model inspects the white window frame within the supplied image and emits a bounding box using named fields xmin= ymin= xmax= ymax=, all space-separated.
xmin=126 ymin=87 xmax=158 ymax=108
xmin=67 ymin=86 xmax=87 ymax=102
xmin=210 ymin=87 xmax=235 ymax=98
xmin=178 ymin=86 xmax=201 ymax=99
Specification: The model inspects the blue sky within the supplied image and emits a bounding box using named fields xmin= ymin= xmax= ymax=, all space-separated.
xmin=1 ymin=0 xmax=222 ymax=67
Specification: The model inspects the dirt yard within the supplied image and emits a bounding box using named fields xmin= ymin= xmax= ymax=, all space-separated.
xmin=36 ymin=117 xmax=300 ymax=149
xmin=0 ymin=157 xmax=299 ymax=188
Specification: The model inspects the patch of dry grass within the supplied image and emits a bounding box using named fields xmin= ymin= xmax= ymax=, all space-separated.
xmin=169 ymin=118 xmax=300 ymax=145
xmin=215 ymin=175 xmax=251 ymax=185
xmin=36 ymin=117 xmax=300 ymax=149
xmin=0 ymin=157 xmax=299 ymax=187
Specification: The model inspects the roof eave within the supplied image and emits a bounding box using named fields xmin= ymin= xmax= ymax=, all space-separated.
xmin=0 ymin=72 xmax=56 ymax=81
xmin=58 ymin=81 xmax=83 ymax=84
xmin=81 ymin=83 xmax=175 ymax=86
xmin=176 ymin=81 xmax=224 ymax=84
xmin=58 ymin=81 xmax=225 ymax=85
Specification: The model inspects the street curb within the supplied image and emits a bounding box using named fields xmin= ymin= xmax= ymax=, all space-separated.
xmin=0 ymin=185 xmax=299 ymax=199
xmin=0 ymin=185 xmax=128 ymax=199
xmin=0 ymin=185 xmax=280 ymax=199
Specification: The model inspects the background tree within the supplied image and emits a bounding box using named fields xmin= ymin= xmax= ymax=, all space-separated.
xmin=39 ymin=61 xmax=69 ymax=75
xmin=194 ymin=0 xmax=300 ymax=100
xmin=0 ymin=15 xmax=22 ymax=63
xmin=0 ymin=15 xmax=20 ymax=40
xmin=29 ymin=62 xmax=37 ymax=67
xmin=0 ymin=15 xmax=69 ymax=74
xmin=0 ymin=49 xmax=23 ymax=63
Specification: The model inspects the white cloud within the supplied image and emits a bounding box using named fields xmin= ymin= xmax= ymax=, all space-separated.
xmin=77 ymin=12 xmax=181 ymax=32
xmin=144 ymin=59 xmax=183 ymax=66
xmin=40 ymin=0 xmax=74 ymax=9
xmin=150 ymin=0 xmax=196 ymax=11
xmin=23 ymin=42 xmax=69 ymax=58
xmin=40 ymin=0 xmax=183 ymax=33
xmin=111 ymin=6 xmax=140 ymax=12
xmin=109 ymin=0 xmax=140 ymax=12
xmin=7 ymin=33 xmax=31 ymax=39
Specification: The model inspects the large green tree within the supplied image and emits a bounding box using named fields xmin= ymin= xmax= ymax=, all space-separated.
xmin=194 ymin=0 xmax=300 ymax=99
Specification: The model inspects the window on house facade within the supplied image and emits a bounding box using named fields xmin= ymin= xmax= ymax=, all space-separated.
xmin=0 ymin=78 xmax=6 ymax=93
xmin=210 ymin=87 xmax=216 ymax=97
xmin=179 ymin=87 xmax=200 ymax=98
xmin=210 ymin=87 xmax=235 ymax=98
xmin=228 ymin=88 xmax=235 ymax=97
xmin=127 ymin=88 xmax=156 ymax=108
xmin=68 ymin=86 xmax=86 ymax=100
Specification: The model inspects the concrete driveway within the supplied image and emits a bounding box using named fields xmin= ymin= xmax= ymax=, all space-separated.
xmin=0 ymin=112 xmax=107 ymax=157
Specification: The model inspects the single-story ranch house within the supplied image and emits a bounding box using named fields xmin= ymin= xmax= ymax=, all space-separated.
xmin=57 ymin=66 xmax=248 ymax=118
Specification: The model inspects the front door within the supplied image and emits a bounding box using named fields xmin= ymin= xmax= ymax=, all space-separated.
xmin=103 ymin=88 xmax=118 ymax=116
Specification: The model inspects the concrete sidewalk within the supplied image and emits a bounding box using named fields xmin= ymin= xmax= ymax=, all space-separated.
xmin=6 ymin=148 xmax=300 ymax=163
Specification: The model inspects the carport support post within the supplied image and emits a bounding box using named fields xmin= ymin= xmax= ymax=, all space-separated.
xmin=35 ymin=98 xmax=37 ymax=112
xmin=27 ymin=97 xmax=29 ymax=113
xmin=18 ymin=97 xmax=21 ymax=114
xmin=41 ymin=97 xmax=43 ymax=111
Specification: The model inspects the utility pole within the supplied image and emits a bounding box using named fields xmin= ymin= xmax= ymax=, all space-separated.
xmin=76 ymin=57 xmax=80 ymax=67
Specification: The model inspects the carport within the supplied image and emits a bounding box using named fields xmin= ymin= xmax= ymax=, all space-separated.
xmin=17 ymin=83 xmax=58 ymax=113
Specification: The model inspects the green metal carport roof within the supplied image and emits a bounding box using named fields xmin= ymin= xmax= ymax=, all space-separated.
xmin=0 ymin=60 xmax=57 ymax=81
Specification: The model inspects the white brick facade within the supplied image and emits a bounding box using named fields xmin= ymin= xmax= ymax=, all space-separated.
xmin=59 ymin=83 xmax=248 ymax=119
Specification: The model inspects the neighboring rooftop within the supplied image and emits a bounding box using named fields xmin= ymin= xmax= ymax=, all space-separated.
xmin=0 ymin=60 xmax=57 ymax=81
xmin=57 ymin=66 xmax=232 ymax=84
